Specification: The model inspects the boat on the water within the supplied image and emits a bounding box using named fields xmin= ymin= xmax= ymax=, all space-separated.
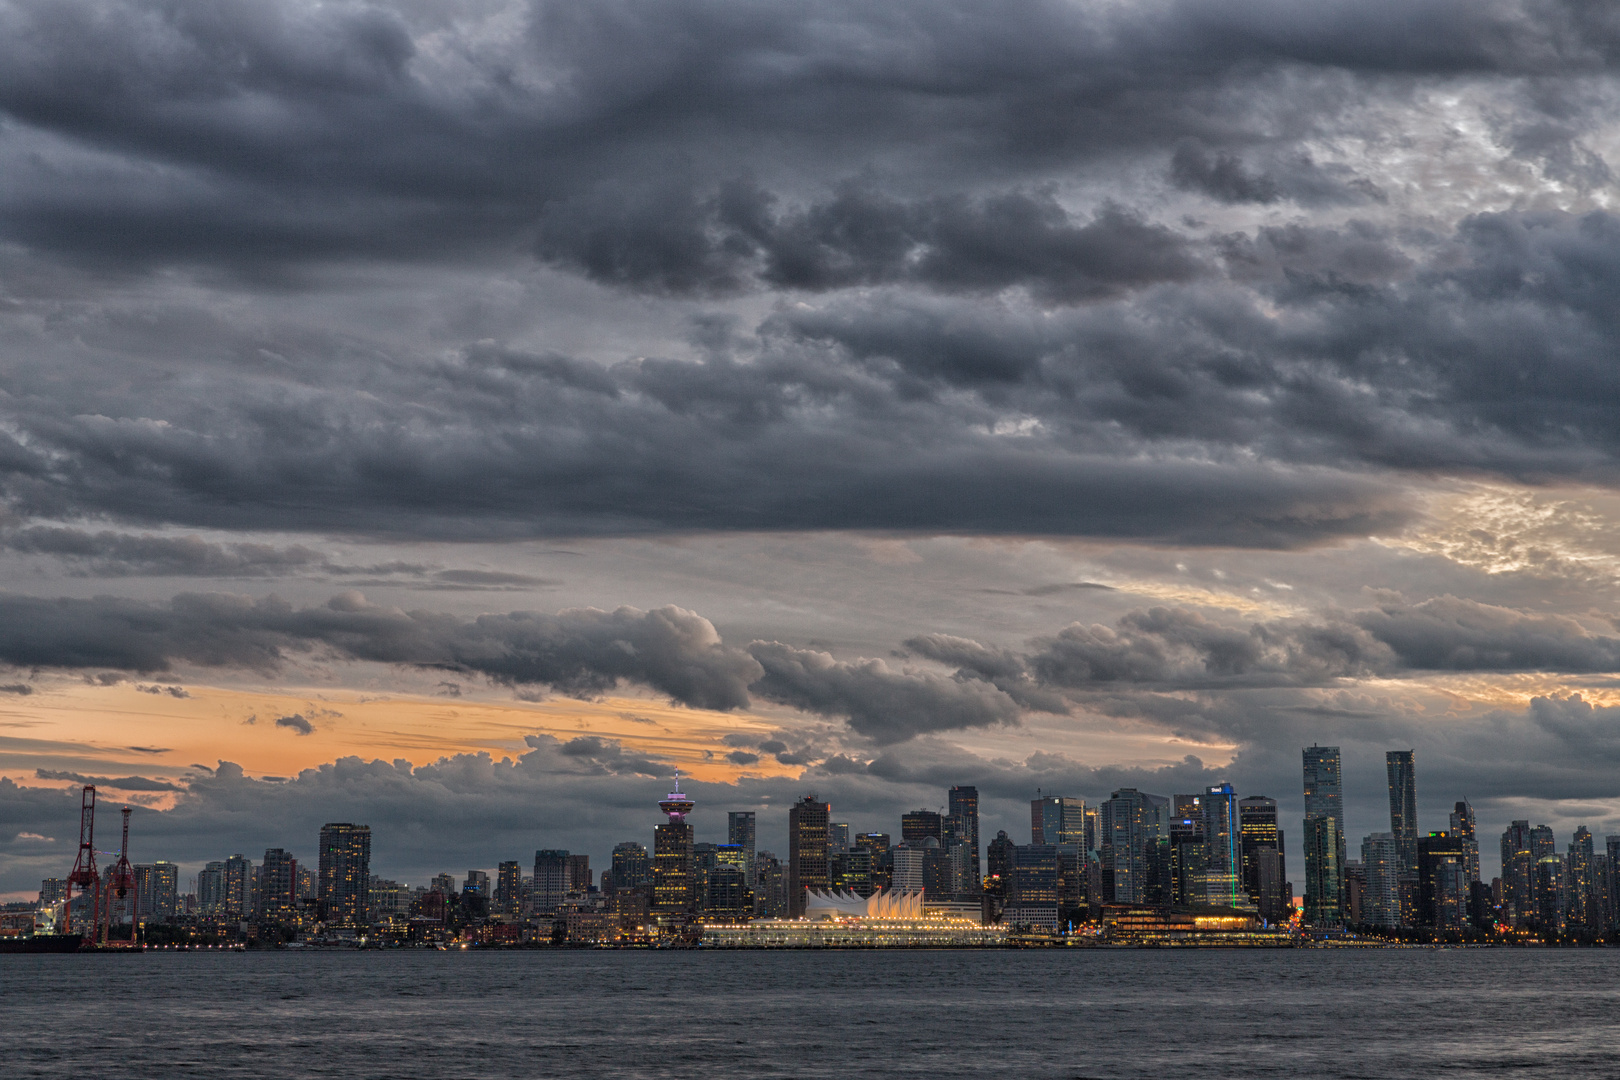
xmin=0 ymin=934 xmax=85 ymax=954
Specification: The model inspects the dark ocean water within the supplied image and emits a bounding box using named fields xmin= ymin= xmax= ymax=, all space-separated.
xmin=4 ymin=949 xmax=1618 ymax=1078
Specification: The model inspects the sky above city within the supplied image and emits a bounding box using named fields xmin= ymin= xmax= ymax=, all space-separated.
xmin=3 ymin=0 xmax=1620 ymax=896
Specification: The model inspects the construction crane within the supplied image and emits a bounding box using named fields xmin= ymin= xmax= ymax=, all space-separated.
xmin=64 ymin=785 xmax=99 ymax=940
xmin=100 ymin=806 xmax=137 ymax=948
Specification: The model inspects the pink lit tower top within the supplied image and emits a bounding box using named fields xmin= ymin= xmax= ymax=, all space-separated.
xmin=660 ymin=772 xmax=694 ymax=824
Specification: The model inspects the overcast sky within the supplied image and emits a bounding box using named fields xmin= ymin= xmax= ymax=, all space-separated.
xmin=4 ymin=0 xmax=1620 ymax=897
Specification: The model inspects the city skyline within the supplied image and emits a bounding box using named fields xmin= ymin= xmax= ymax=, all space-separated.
xmin=4 ymin=0 xmax=1620 ymax=912
xmin=24 ymin=749 xmax=1610 ymax=913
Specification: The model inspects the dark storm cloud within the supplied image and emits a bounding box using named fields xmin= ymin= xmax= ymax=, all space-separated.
xmin=0 ymin=591 xmax=764 ymax=711
xmin=537 ymin=184 xmax=1204 ymax=302
xmin=0 ymin=2 xmax=1614 ymax=544
xmin=746 ymin=641 xmax=1024 ymax=744
xmin=911 ymin=595 xmax=1620 ymax=697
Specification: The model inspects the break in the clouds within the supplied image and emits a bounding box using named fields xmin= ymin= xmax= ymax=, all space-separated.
xmin=3 ymin=0 xmax=1620 ymax=891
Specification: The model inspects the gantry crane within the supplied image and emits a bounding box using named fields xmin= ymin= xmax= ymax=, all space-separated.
xmin=64 ymin=785 xmax=99 ymax=940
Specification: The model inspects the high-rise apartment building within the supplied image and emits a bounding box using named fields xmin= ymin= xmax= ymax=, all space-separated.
xmin=653 ymin=780 xmax=696 ymax=917
xmin=1303 ymin=815 xmax=1342 ymax=925
xmin=224 ymin=854 xmax=251 ymax=919
xmin=196 ymin=861 xmax=225 ymax=915
xmin=1501 ymin=820 xmax=1534 ymax=925
xmin=1360 ymin=832 xmax=1400 ymax=928
xmin=828 ymin=822 xmax=851 ymax=855
xmin=787 ymin=795 xmax=830 ymax=918
xmin=1417 ymin=831 xmax=1465 ymax=929
xmin=727 ymin=812 xmax=757 ymax=883
xmin=463 ymin=870 xmax=490 ymax=898
xmin=258 ymin=848 xmax=299 ymax=926
xmin=948 ymin=785 xmax=981 ymax=891
xmin=495 ymin=861 xmax=522 ymax=915
xmin=134 ymin=861 xmax=178 ymax=920
xmin=1303 ymin=745 xmax=1347 ymax=917
xmin=1569 ymin=827 xmax=1597 ymax=932
xmin=1449 ymin=800 xmax=1480 ymax=884
xmin=39 ymin=878 xmax=68 ymax=907
xmin=612 ymin=842 xmax=652 ymax=892
xmin=317 ymin=823 xmax=371 ymax=927
xmin=1386 ymin=750 xmax=1419 ymax=882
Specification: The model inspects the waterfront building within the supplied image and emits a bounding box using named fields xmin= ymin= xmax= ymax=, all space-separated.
xmin=654 ymin=779 xmax=697 ymax=917
xmin=39 ymin=877 xmax=68 ymax=907
xmin=196 ymin=861 xmax=224 ymax=915
xmin=533 ymin=850 xmax=572 ymax=914
xmin=317 ymin=823 xmax=371 ymax=927
xmin=1360 ymin=832 xmax=1400 ymax=928
xmin=1302 ymin=745 xmax=1347 ymax=915
xmin=787 ymin=794 xmax=830 ymax=918
xmin=1202 ymin=784 xmax=1243 ymax=908
xmin=1533 ymin=855 xmax=1564 ymax=932
xmin=704 ymin=864 xmax=752 ymax=922
xmin=1004 ymin=844 xmax=1059 ymax=929
xmin=1343 ymin=861 xmax=1365 ymax=925
xmin=727 ymin=812 xmax=756 ymax=883
xmin=704 ymin=913 xmax=1005 ymax=947
xmin=1100 ymin=788 xmax=1168 ymax=904
xmin=1170 ymin=796 xmax=1205 ymax=907
xmin=258 ymin=848 xmax=299 ymax=927
xmin=134 ymin=861 xmax=178 ymax=920
xmin=224 ymin=854 xmax=251 ymax=919
xmin=1568 ymin=827 xmax=1597 ymax=932
xmin=1239 ymin=797 xmax=1285 ymax=920
xmin=754 ymin=852 xmax=786 ymax=917
xmin=1302 ymin=815 xmax=1341 ymax=925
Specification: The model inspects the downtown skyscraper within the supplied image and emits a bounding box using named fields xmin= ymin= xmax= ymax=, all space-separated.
xmin=1302 ymin=745 xmax=1345 ymax=924
xmin=1387 ymin=750 xmax=1419 ymax=881
xmin=787 ymin=794 xmax=829 ymax=918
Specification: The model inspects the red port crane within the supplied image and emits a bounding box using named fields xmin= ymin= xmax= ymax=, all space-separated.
xmin=65 ymin=785 xmax=99 ymax=939
xmin=101 ymin=806 xmax=137 ymax=947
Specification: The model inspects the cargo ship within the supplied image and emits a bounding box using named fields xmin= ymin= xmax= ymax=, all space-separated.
xmin=0 ymin=934 xmax=85 ymax=954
